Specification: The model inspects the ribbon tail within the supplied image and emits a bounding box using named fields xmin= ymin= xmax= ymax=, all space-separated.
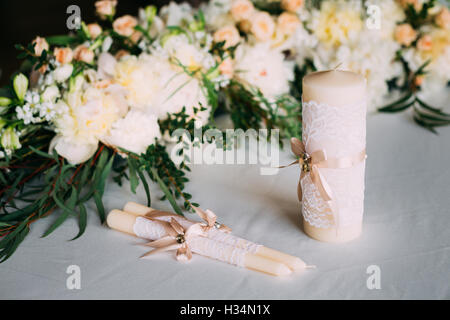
xmin=142 ymin=236 xmax=177 ymax=248
xmin=176 ymin=245 xmax=193 ymax=262
xmin=140 ymin=243 xmax=181 ymax=259
xmin=297 ymin=172 xmax=305 ymax=202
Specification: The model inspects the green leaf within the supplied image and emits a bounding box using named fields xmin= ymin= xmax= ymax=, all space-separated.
xmin=378 ymin=100 xmax=415 ymax=113
xmin=0 ymin=226 xmax=29 ymax=263
xmin=29 ymin=146 xmax=56 ymax=159
xmin=46 ymin=35 xmax=79 ymax=46
xmin=136 ymin=167 xmax=151 ymax=207
xmin=377 ymin=93 xmax=413 ymax=112
xmin=13 ymin=73 xmax=28 ymax=102
xmin=93 ymin=191 xmax=106 ymax=223
xmin=0 ymin=222 xmax=11 ymax=228
xmin=97 ymin=154 xmax=114 ymax=197
xmin=416 ymin=97 xmax=450 ymax=117
xmin=44 ymin=186 xmax=78 ymax=237
xmin=71 ymin=203 xmax=87 ymax=240
xmin=150 ymin=168 xmax=184 ymax=216
xmin=128 ymin=157 xmax=139 ymax=194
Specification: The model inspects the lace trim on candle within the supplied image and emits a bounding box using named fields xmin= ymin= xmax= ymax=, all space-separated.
xmin=301 ymin=100 xmax=366 ymax=229
xmin=133 ymin=217 xmax=248 ymax=267
xmin=208 ymin=229 xmax=262 ymax=254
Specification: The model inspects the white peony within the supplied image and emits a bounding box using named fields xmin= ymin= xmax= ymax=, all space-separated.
xmin=50 ymin=82 xmax=127 ymax=164
xmin=114 ymin=53 xmax=211 ymax=123
xmin=234 ymin=43 xmax=294 ymax=100
xmin=103 ymin=110 xmax=161 ymax=155
xmin=49 ymin=136 xmax=98 ymax=165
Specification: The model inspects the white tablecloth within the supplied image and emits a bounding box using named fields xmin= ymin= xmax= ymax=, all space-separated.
xmin=1 ymin=113 xmax=449 ymax=299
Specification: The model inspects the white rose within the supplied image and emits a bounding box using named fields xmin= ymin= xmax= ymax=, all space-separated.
xmin=53 ymin=64 xmax=74 ymax=83
xmin=41 ymin=85 xmax=60 ymax=103
xmin=50 ymin=135 xmax=98 ymax=165
xmin=103 ymin=110 xmax=161 ymax=155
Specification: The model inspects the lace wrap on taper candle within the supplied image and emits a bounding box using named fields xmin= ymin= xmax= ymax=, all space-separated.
xmin=301 ymin=100 xmax=367 ymax=229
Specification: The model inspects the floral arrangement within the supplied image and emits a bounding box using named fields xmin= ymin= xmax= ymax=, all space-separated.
xmin=0 ymin=0 xmax=449 ymax=262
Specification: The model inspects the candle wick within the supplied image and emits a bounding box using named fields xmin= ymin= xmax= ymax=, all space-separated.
xmin=332 ymin=63 xmax=342 ymax=71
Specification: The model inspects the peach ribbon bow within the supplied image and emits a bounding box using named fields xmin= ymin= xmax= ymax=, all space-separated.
xmin=140 ymin=207 xmax=231 ymax=261
xmin=284 ymin=137 xmax=366 ymax=227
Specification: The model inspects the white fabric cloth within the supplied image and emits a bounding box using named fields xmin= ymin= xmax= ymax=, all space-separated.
xmin=0 ymin=114 xmax=449 ymax=299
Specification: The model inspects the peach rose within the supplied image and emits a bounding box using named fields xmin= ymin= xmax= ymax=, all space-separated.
xmin=32 ymin=36 xmax=49 ymax=56
xmin=398 ymin=0 xmax=422 ymax=11
xmin=115 ymin=50 xmax=130 ymax=60
xmin=74 ymin=45 xmax=95 ymax=64
xmin=414 ymin=75 xmax=424 ymax=86
xmin=394 ymin=23 xmax=417 ymax=46
xmin=277 ymin=12 xmax=301 ymax=36
xmin=87 ymin=23 xmax=103 ymax=39
xmin=95 ymin=0 xmax=117 ymax=19
xmin=113 ymin=15 xmax=138 ymax=37
xmin=417 ymin=35 xmax=432 ymax=51
xmin=54 ymin=47 xmax=73 ymax=64
xmin=238 ymin=19 xmax=252 ymax=33
xmin=213 ymin=25 xmax=240 ymax=49
xmin=218 ymin=58 xmax=234 ymax=78
xmin=250 ymin=11 xmax=275 ymax=42
xmin=130 ymin=31 xmax=142 ymax=44
xmin=436 ymin=7 xmax=450 ymax=30
xmin=231 ymin=0 xmax=255 ymax=22
xmin=281 ymin=0 xmax=304 ymax=13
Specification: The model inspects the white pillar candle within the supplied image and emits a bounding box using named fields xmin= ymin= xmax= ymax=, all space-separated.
xmin=301 ymin=70 xmax=367 ymax=243
xmin=107 ymin=210 xmax=292 ymax=277
xmin=123 ymin=202 xmax=309 ymax=272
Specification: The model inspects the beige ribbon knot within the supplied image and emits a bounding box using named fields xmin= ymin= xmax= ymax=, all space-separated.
xmin=282 ymin=137 xmax=367 ymax=228
xmin=140 ymin=207 xmax=231 ymax=261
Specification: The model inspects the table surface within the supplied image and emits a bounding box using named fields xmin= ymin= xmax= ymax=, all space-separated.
xmin=1 ymin=112 xmax=449 ymax=300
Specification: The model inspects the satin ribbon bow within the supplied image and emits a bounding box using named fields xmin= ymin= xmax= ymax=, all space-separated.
xmin=140 ymin=217 xmax=205 ymax=262
xmin=284 ymin=137 xmax=366 ymax=227
xmin=140 ymin=207 xmax=231 ymax=261
xmin=193 ymin=207 xmax=232 ymax=233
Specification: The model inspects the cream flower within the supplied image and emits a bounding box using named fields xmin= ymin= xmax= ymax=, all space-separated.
xmin=312 ymin=1 xmax=363 ymax=47
xmin=436 ymin=7 xmax=450 ymax=30
xmin=230 ymin=0 xmax=255 ymax=22
xmin=95 ymin=0 xmax=117 ymax=19
xmin=104 ymin=110 xmax=161 ymax=155
xmin=53 ymin=84 xmax=126 ymax=148
xmin=235 ymin=43 xmax=294 ymax=99
xmin=213 ymin=25 xmax=241 ymax=48
xmin=74 ymin=45 xmax=95 ymax=64
xmin=277 ymin=12 xmax=301 ymax=36
xmin=250 ymin=11 xmax=275 ymax=42
xmin=281 ymin=0 xmax=304 ymax=13
xmin=113 ymin=55 xmax=156 ymax=110
xmin=113 ymin=15 xmax=138 ymax=37
xmin=87 ymin=23 xmax=103 ymax=38
xmin=54 ymin=47 xmax=73 ymax=64
xmin=394 ymin=23 xmax=417 ymax=46
xmin=32 ymin=36 xmax=49 ymax=56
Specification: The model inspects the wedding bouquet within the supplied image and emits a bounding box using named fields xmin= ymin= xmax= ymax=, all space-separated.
xmin=0 ymin=0 xmax=449 ymax=262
